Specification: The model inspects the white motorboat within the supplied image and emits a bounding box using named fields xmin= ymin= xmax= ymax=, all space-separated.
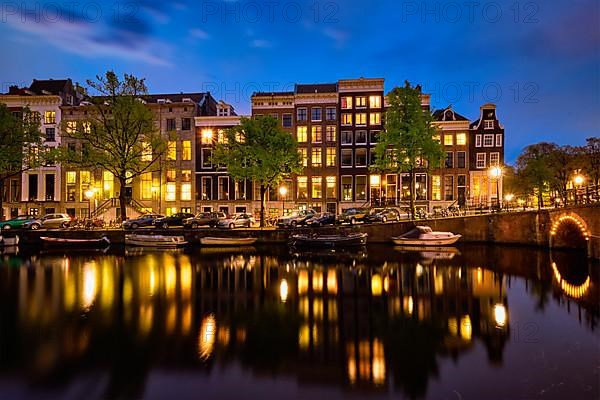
xmin=125 ymin=234 xmax=187 ymax=248
xmin=391 ymin=226 xmax=461 ymax=246
xmin=0 ymin=235 xmax=19 ymax=247
xmin=200 ymin=237 xmax=258 ymax=246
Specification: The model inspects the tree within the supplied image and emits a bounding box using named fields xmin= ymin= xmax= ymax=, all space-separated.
xmin=212 ymin=116 xmax=302 ymax=227
xmin=371 ymin=83 xmax=444 ymax=219
xmin=0 ymin=104 xmax=49 ymax=220
xmin=547 ymin=145 xmax=578 ymax=204
xmin=582 ymin=137 xmax=600 ymax=187
xmin=515 ymin=142 xmax=556 ymax=209
xmin=61 ymin=71 xmax=168 ymax=222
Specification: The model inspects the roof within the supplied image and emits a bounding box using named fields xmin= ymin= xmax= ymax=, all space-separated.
xmin=469 ymin=119 xmax=480 ymax=128
xmin=295 ymin=83 xmax=337 ymax=94
xmin=140 ymin=93 xmax=207 ymax=104
xmin=252 ymin=91 xmax=295 ymax=97
xmin=433 ymin=106 xmax=469 ymax=122
xmin=28 ymin=79 xmax=71 ymax=95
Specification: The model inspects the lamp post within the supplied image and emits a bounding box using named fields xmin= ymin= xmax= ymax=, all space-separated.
xmin=489 ymin=166 xmax=502 ymax=209
xmin=279 ymin=186 xmax=288 ymax=217
xmin=573 ymin=174 xmax=584 ymax=204
xmin=84 ymin=188 xmax=95 ymax=219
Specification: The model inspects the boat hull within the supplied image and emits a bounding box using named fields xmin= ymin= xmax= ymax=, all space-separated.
xmin=290 ymin=233 xmax=368 ymax=248
xmin=391 ymin=235 xmax=461 ymax=246
xmin=40 ymin=236 xmax=110 ymax=247
xmin=200 ymin=237 xmax=257 ymax=246
xmin=125 ymin=235 xmax=187 ymax=248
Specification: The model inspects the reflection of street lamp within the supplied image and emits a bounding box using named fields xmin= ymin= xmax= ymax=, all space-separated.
xmin=489 ymin=166 xmax=502 ymax=208
xmin=84 ymin=188 xmax=95 ymax=218
xmin=494 ymin=303 xmax=507 ymax=327
xmin=279 ymin=186 xmax=288 ymax=216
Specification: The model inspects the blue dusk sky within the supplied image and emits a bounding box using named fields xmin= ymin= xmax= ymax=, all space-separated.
xmin=1 ymin=0 xmax=598 ymax=162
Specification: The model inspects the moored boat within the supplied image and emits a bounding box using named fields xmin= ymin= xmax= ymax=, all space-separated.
xmin=125 ymin=234 xmax=187 ymax=248
xmin=289 ymin=232 xmax=368 ymax=248
xmin=200 ymin=237 xmax=258 ymax=246
xmin=0 ymin=235 xmax=20 ymax=247
xmin=40 ymin=236 xmax=110 ymax=247
xmin=391 ymin=226 xmax=461 ymax=246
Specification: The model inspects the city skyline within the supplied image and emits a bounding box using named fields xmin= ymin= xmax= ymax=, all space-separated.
xmin=1 ymin=0 xmax=598 ymax=163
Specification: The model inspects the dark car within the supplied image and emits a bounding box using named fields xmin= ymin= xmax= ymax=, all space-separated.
xmin=154 ymin=213 xmax=195 ymax=228
xmin=366 ymin=208 xmax=401 ymax=223
xmin=122 ymin=214 xmax=164 ymax=230
xmin=0 ymin=215 xmax=37 ymax=230
xmin=337 ymin=208 xmax=369 ymax=225
xmin=306 ymin=213 xmax=336 ymax=227
xmin=276 ymin=209 xmax=317 ymax=228
xmin=183 ymin=211 xmax=227 ymax=228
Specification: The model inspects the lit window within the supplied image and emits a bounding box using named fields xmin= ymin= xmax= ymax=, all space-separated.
xmin=369 ymin=95 xmax=381 ymax=109
xmin=342 ymin=176 xmax=353 ymax=201
xmin=341 ymin=97 xmax=353 ymax=109
xmin=444 ymin=134 xmax=453 ymax=146
xmin=355 ymin=176 xmax=367 ymax=200
xmin=217 ymin=130 xmax=227 ymax=144
xmin=342 ymin=114 xmax=353 ymax=126
xmin=44 ymin=111 xmax=56 ymax=124
xmin=476 ymin=153 xmax=486 ymax=169
xmin=299 ymin=148 xmax=308 ymax=167
xmin=311 ymin=126 xmax=322 ymax=143
xmin=141 ymin=172 xmax=152 ymax=200
xmin=297 ymin=126 xmax=307 ymax=142
xmin=326 ymin=148 xmax=336 ymax=167
xmin=83 ymin=122 xmax=91 ymax=134
xmin=495 ymin=134 xmax=503 ymax=147
xmin=311 ymin=148 xmax=322 ymax=167
xmin=484 ymin=120 xmax=494 ymax=129
xmin=370 ymin=113 xmax=381 ymax=126
xmin=167 ymin=141 xmax=176 ymax=160
xmin=483 ymin=134 xmax=494 ymax=147
xmin=456 ymin=133 xmax=467 ymax=145
xmin=66 ymin=171 xmax=76 ymax=184
xmin=141 ymin=142 xmax=152 ymax=161
xmin=182 ymin=140 xmax=191 ymax=161
xmin=297 ymin=176 xmax=308 ymax=199
xmin=326 ymin=176 xmax=336 ymax=198
xmin=356 ymin=113 xmax=367 ymax=126
xmin=326 ymin=126 xmax=336 ymax=142
xmin=355 ymin=96 xmax=367 ymax=108
xmin=312 ymin=177 xmax=322 ymax=199
xmin=66 ymin=121 xmax=77 ymax=134
xmin=432 ymin=175 xmax=441 ymax=200
xmin=201 ymin=129 xmax=213 ymax=144
xmin=166 ymin=170 xmax=176 ymax=201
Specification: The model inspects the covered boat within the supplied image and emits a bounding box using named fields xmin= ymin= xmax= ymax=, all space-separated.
xmin=40 ymin=236 xmax=110 ymax=247
xmin=200 ymin=237 xmax=258 ymax=246
xmin=391 ymin=226 xmax=461 ymax=246
xmin=289 ymin=232 xmax=368 ymax=248
xmin=125 ymin=234 xmax=187 ymax=248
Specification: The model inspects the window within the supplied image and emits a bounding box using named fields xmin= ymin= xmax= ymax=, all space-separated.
xmin=356 ymin=113 xmax=367 ymax=126
xmin=311 ymin=126 xmax=322 ymax=143
xmin=299 ymin=148 xmax=308 ymax=167
xmin=201 ymin=148 xmax=212 ymax=168
xmin=355 ymin=130 xmax=367 ymax=144
xmin=415 ymin=173 xmax=427 ymax=200
xmin=201 ymin=129 xmax=213 ymax=144
xmin=312 ymin=177 xmax=322 ymax=199
xmin=102 ymin=171 xmax=114 ymax=199
xmin=490 ymin=152 xmax=500 ymax=167
xmin=326 ymin=147 xmax=336 ymax=167
xmin=432 ymin=176 xmax=441 ymax=200
xmin=66 ymin=171 xmax=76 ymax=185
xmin=484 ymin=120 xmax=494 ymax=129
xmin=356 ymin=176 xmax=367 ymax=200
xmin=369 ymin=113 xmax=381 ymax=126
xmin=141 ymin=142 xmax=152 ymax=161
xmin=201 ymin=177 xmax=212 ymax=200
xmin=141 ymin=172 xmax=152 ymax=200
xmin=297 ymin=126 xmax=308 ymax=142
xmin=326 ymin=126 xmax=336 ymax=142
xmin=83 ymin=122 xmax=91 ymax=134
xmin=166 ymin=118 xmax=176 ymax=131
xmin=217 ymin=129 xmax=227 ymax=144
xmin=483 ymin=134 xmax=494 ymax=147
xmin=282 ymin=113 xmax=293 ymax=127
xmin=458 ymin=175 xmax=467 ymax=205
xmin=355 ymin=148 xmax=367 ymax=166
xmin=44 ymin=111 xmax=56 ymax=124
xmin=182 ymin=140 xmax=192 ymax=161
xmin=341 ymin=131 xmax=352 ymax=145
xmin=456 ymin=133 xmax=467 ymax=145
xmin=369 ymin=95 xmax=381 ymax=109
xmin=166 ymin=172 xmax=176 ymax=202
xmin=311 ymin=107 xmax=322 ymax=122
xmin=218 ymin=177 xmax=229 ymax=200
xmin=297 ymin=176 xmax=308 ymax=199
xmin=168 ymin=141 xmax=176 ymax=160
xmin=445 ymin=152 xmax=453 ymax=168
xmin=355 ymin=96 xmax=367 ymax=108
xmin=370 ymin=130 xmax=379 ymax=144
xmin=444 ymin=176 xmax=454 ymax=200
xmin=66 ymin=121 xmax=76 ymax=134
xmin=495 ymin=134 xmax=503 ymax=147
xmin=311 ymin=148 xmax=322 ymax=167
xmin=297 ymin=108 xmax=307 ymax=122
xmin=476 ymin=153 xmax=486 ymax=169
xmin=457 ymin=151 xmax=466 ymax=168
xmin=341 ymin=96 xmax=352 ymax=109
xmin=342 ymin=176 xmax=353 ymax=201
xmin=342 ymin=113 xmax=353 ymax=126
xmin=341 ymin=149 xmax=353 ymax=167
xmin=181 ymin=170 xmax=192 ymax=200
xmin=444 ymin=134 xmax=453 ymax=146
xmin=475 ymin=134 xmax=482 ymax=147
xmin=326 ymin=107 xmax=336 ymax=121
xmin=326 ymin=176 xmax=336 ymax=198
xmin=80 ymin=171 xmax=90 ymax=201
xmin=181 ymin=118 xmax=191 ymax=131
xmin=235 ymin=180 xmax=247 ymax=200
xmin=45 ymin=128 xmax=55 ymax=142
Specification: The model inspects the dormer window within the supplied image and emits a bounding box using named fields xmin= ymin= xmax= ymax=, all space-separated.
xmin=484 ymin=120 xmax=494 ymax=129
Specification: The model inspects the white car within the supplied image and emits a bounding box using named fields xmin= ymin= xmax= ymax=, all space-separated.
xmin=217 ymin=213 xmax=255 ymax=229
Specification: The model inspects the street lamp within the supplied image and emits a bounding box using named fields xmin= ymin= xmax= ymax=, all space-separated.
xmin=504 ymin=193 xmax=514 ymax=211
xmin=489 ymin=166 xmax=502 ymax=209
xmin=279 ymin=186 xmax=288 ymax=216
xmin=573 ymin=174 xmax=584 ymax=204
xmin=84 ymin=188 xmax=95 ymax=218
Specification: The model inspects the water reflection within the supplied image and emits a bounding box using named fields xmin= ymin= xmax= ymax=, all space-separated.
xmin=0 ymin=246 xmax=597 ymax=399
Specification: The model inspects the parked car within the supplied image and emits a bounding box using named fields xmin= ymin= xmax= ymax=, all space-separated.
xmin=366 ymin=208 xmax=401 ymax=223
xmin=277 ymin=209 xmax=317 ymax=228
xmin=0 ymin=215 xmax=37 ymax=230
xmin=337 ymin=208 xmax=369 ymax=225
xmin=122 ymin=214 xmax=164 ymax=230
xmin=23 ymin=213 xmax=72 ymax=230
xmin=183 ymin=211 xmax=227 ymax=229
xmin=154 ymin=213 xmax=195 ymax=228
xmin=306 ymin=213 xmax=336 ymax=227
xmin=218 ymin=213 xmax=255 ymax=229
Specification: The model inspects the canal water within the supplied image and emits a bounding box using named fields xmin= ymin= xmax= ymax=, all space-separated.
xmin=0 ymin=245 xmax=597 ymax=400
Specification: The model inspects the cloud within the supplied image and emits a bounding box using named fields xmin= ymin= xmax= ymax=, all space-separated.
xmin=189 ymin=28 xmax=209 ymax=40
xmin=250 ymin=39 xmax=272 ymax=48
xmin=322 ymin=28 xmax=349 ymax=49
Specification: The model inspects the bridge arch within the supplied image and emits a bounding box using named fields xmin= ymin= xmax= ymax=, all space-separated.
xmin=550 ymin=213 xmax=590 ymax=251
